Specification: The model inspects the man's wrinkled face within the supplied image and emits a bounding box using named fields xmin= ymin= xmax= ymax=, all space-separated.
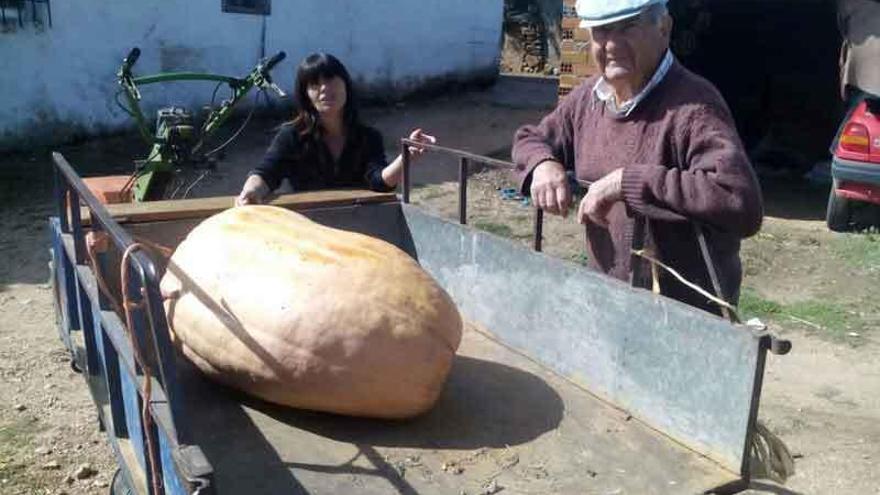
xmin=590 ymin=11 xmax=670 ymax=90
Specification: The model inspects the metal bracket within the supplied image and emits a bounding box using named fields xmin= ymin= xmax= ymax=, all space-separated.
xmin=173 ymin=444 xmax=213 ymax=494
xmin=745 ymin=319 xmax=792 ymax=355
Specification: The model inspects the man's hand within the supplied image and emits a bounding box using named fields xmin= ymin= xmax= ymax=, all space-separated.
xmin=577 ymin=168 xmax=624 ymax=228
xmin=530 ymin=160 xmax=572 ymax=217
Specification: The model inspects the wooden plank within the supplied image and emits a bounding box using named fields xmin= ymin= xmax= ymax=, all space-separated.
xmin=81 ymin=190 xmax=398 ymax=226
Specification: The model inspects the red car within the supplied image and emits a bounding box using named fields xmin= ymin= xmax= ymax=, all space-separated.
xmin=827 ymin=93 xmax=880 ymax=231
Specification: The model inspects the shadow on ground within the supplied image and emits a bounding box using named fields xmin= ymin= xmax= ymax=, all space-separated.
xmin=759 ymin=176 xmax=830 ymax=222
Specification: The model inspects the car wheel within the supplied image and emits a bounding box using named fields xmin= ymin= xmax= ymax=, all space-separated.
xmin=826 ymin=179 xmax=852 ymax=232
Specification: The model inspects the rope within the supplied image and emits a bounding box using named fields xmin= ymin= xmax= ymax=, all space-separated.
xmin=134 ymin=237 xmax=175 ymax=259
xmin=85 ymin=234 xmax=124 ymax=316
xmin=631 ymin=248 xmax=741 ymax=322
xmin=121 ymin=244 xmax=163 ymax=495
xmin=85 ymin=234 xmax=173 ymax=315
xmin=85 ymin=234 xmax=173 ymax=495
xmin=750 ymin=421 xmax=796 ymax=483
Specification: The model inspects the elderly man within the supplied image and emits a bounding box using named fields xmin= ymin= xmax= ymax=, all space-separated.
xmin=512 ymin=0 xmax=763 ymax=315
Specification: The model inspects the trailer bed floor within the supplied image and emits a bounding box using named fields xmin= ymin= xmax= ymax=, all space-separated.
xmin=179 ymin=324 xmax=740 ymax=494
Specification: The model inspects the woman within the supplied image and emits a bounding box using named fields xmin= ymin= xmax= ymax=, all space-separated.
xmin=236 ymin=53 xmax=435 ymax=205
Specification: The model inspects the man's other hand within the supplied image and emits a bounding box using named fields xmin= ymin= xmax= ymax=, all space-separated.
xmin=578 ymin=168 xmax=623 ymax=228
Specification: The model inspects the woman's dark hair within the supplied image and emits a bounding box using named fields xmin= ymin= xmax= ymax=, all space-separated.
xmin=291 ymin=53 xmax=361 ymax=136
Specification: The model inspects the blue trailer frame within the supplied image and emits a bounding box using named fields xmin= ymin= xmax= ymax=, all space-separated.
xmin=51 ymin=153 xmax=212 ymax=495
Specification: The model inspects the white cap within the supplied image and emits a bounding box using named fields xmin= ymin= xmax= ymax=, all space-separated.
xmin=576 ymin=0 xmax=667 ymax=28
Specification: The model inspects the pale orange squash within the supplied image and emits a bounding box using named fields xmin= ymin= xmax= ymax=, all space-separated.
xmin=160 ymin=205 xmax=462 ymax=419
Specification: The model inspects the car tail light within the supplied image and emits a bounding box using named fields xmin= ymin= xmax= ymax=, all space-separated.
xmin=839 ymin=122 xmax=870 ymax=154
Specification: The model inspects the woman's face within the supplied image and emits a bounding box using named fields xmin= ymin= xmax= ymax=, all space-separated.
xmin=307 ymin=76 xmax=347 ymax=117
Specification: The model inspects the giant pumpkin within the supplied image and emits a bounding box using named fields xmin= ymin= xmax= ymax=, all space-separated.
xmin=160 ymin=205 xmax=462 ymax=419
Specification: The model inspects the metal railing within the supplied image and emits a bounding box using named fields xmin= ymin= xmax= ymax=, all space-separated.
xmin=398 ymin=139 xmax=759 ymax=326
xmin=400 ymin=138 xmax=556 ymax=252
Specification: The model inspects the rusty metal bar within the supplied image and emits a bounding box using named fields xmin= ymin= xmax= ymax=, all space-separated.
xmin=396 ymin=142 xmax=598 ymax=256
xmin=458 ymin=158 xmax=468 ymax=225
xmin=400 ymin=141 xmax=411 ymax=204
xmin=695 ymin=224 xmax=734 ymax=322
xmin=400 ymin=138 xmax=560 ymax=252
xmin=629 ymin=216 xmax=647 ymax=288
xmin=55 ymin=167 xmax=70 ymax=233
xmin=534 ymin=208 xmax=544 ymax=252
xmin=402 ymin=139 xmax=516 ymax=170
xmin=69 ymin=189 xmax=87 ymax=265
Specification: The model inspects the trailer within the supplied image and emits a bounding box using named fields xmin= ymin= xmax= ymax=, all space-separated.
xmin=49 ymin=144 xmax=790 ymax=495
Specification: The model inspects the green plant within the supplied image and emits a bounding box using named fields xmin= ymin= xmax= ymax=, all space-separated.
xmin=569 ymin=253 xmax=590 ymax=266
xmin=832 ymin=231 xmax=880 ymax=273
xmin=738 ymin=288 xmax=870 ymax=343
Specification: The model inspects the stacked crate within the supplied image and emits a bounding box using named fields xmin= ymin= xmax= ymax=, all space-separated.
xmin=559 ymin=0 xmax=597 ymax=101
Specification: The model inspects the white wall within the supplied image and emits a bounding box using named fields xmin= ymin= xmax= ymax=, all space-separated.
xmin=0 ymin=1 xmax=503 ymax=150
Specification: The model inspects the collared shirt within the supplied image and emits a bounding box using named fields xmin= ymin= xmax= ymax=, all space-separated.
xmin=593 ymin=50 xmax=674 ymax=117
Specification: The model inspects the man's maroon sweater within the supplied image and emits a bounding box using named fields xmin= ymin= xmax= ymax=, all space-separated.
xmin=513 ymin=61 xmax=763 ymax=315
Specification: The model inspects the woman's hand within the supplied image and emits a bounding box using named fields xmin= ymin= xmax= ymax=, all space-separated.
xmin=406 ymin=128 xmax=437 ymax=159
xmin=235 ymin=175 xmax=270 ymax=207
xmin=381 ymin=129 xmax=438 ymax=188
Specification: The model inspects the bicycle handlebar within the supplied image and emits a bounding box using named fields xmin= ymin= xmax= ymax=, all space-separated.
xmin=115 ymin=46 xmax=288 ymax=147
xmin=263 ymin=51 xmax=286 ymax=73
xmin=123 ymin=47 xmax=141 ymax=73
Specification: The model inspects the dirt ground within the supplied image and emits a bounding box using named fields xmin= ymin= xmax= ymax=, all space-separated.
xmin=1 ymin=76 xmax=878 ymax=494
